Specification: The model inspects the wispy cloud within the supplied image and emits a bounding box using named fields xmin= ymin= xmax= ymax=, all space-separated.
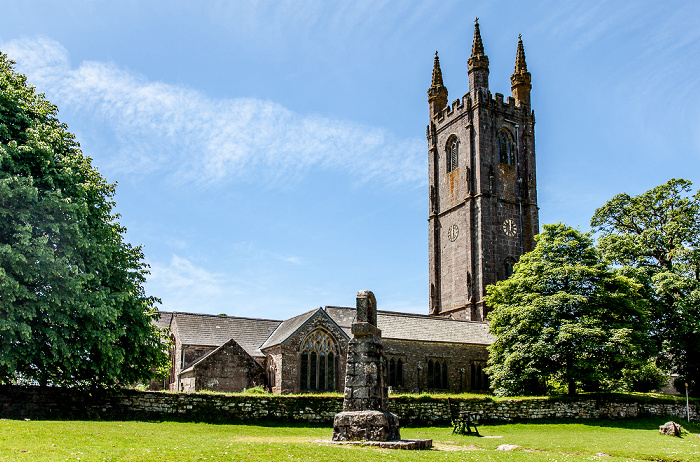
xmin=147 ymin=255 xmax=241 ymax=313
xmin=2 ymin=36 xmax=425 ymax=188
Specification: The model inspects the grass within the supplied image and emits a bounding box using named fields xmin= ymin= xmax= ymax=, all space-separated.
xmin=1 ymin=417 xmax=698 ymax=461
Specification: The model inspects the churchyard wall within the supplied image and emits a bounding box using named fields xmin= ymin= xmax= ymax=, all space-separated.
xmin=1 ymin=385 xmax=696 ymax=425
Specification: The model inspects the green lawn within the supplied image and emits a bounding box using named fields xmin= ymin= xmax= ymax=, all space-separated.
xmin=1 ymin=417 xmax=698 ymax=461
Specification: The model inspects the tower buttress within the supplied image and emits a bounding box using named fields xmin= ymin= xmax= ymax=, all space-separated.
xmin=511 ymin=35 xmax=532 ymax=107
xmin=468 ymin=18 xmax=489 ymax=97
xmin=428 ymin=51 xmax=448 ymax=119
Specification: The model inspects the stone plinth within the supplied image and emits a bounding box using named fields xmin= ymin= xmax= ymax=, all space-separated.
xmin=325 ymin=437 xmax=433 ymax=450
xmin=332 ymin=410 xmax=400 ymax=441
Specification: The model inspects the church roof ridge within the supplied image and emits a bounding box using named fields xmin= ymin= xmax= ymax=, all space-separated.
xmin=160 ymin=310 xmax=283 ymax=323
xmin=325 ymin=305 xmax=490 ymax=324
xmin=260 ymin=307 xmax=348 ymax=350
xmin=377 ymin=309 xmax=486 ymax=322
xmin=169 ymin=311 xmax=282 ymax=357
xmin=323 ymin=306 xmax=492 ymax=344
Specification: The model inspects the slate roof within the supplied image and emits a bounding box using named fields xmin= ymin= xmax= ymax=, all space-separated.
xmin=325 ymin=306 xmax=493 ymax=345
xmin=181 ymin=338 xmax=245 ymax=373
xmin=259 ymin=308 xmax=349 ymax=350
xmin=163 ymin=311 xmax=282 ymax=358
xmin=156 ymin=306 xmax=493 ymax=357
xmin=154 ymin=311 xmax=174 ymax=330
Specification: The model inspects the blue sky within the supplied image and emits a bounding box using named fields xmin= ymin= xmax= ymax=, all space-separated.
xmin=2 ymin=1 xmax=699 ymax=319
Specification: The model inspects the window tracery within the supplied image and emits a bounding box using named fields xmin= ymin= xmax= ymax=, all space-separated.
xmin=387 ymin=357 xmax=404 ymax=388
xmin=427 ymin=359 xmax=448 ymax=389
xmin=299 ymin=329 xmax=337 ymax=392
xmin=497 ymin=129 xmax=515 ymax=165
xmin=446 ymin=136 xmax=459 ymax=173
xmin=470 ymin=361 xmax=489 ymax=391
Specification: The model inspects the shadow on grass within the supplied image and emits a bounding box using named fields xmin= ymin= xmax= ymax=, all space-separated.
xmin=480 ymin=416 xmax=700 ymax=433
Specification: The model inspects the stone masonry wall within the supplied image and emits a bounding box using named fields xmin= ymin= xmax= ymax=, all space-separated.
xmin=1 ymin=386 xmax=697 ymax=425
xmin=383 ymin=339 xmax=489 ymax=394
xmin=179 ymin=340 xmax=265 ymax=393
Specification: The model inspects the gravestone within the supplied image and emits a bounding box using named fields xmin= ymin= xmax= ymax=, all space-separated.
xmin=332 ymin=290 xmax=400 ymax=441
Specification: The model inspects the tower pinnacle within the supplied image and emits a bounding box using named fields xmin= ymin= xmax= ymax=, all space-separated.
xmin=428 ymin=51 xmax=448 ymax=118
xmin=514 ymin=34 xmax=528 ymax=73
xmin=510 ymin=34 xmax=532 ymax=106
xmin=468 ymin=18 xmax=489 ymax=94
xmin=470 ymin=18 xmax=485 ymax=59
xmin=431 ymin=51 xmax=445 ymax=87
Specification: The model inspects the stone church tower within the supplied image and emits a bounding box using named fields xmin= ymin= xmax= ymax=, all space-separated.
xmin=428 ymin=20 xmax=539 ymax=321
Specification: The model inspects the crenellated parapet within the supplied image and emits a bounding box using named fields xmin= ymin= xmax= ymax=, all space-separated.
xmin=430 ymin=91 xmax=535 ymax=133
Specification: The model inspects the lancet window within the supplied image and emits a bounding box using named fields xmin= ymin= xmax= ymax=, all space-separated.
xmin=427 ymin=359 xmax=448 ymax=389
xmin=446 ymin=136 xmax=459 ymax=173
xmin=387 ymin=357 xmax=404 ymax=388
xmin=470 ymin=361 xmax=489 ymax=391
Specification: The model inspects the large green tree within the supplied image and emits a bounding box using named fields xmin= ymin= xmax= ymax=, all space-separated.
xmin=485 ymin=223 xmax=649 ymax=396
xmin=592 ymin=178 xmax=700 ymax=395
xmin=0 ymin=53 xmax=168 ymax=387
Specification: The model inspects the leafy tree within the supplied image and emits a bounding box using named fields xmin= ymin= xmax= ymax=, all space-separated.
xmin=621 ymin=358 xmax=667 ymax=393
xmin=0 ymin=53 xmax=168 ymax=387
xmin=485 ymin=223 xmax=649 ymax=396
xmin=592 ymin=179 xmax=700 ymax=396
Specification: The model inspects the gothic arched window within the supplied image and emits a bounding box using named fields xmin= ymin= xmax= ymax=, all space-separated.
xmin=497 ymin=129 xmax=514 ymax=165
xmin=470 ymin=361 xmax=489 ymax=391
xmin=427 ymin=359 xmax=448 ymax=390
xmin=446 ymin=136 xmax=459 ymax=173
xmin=388 ymin=357 xmax=404 ymax=388
xmin=299 ymin=329 xmax=338 ymax=392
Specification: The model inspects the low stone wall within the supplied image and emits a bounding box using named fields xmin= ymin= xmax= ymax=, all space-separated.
xmin=0 ymin=386 xmax=341 ymax=424
xmin=390 ymin=396 xmax=699 ymax=424
xmin=1 ymin=385 xmax=697 ymax=425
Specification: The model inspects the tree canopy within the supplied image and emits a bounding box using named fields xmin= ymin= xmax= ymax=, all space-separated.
xmin=592 ymin=178 xmax=700 ymax=395
xmin=485 ymin=223 xmax=649 ymax=396
xmin=0 ymin=53 xmax=168 ymax=387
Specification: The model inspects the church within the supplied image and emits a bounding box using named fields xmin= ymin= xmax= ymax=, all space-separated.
xmin=155 ymin=20 xmax=539 ymax=395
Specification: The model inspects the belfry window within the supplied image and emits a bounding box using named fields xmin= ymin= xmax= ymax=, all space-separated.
xmin=497 ymin=129 xmax=514 ymax=165
xmin=446 ymin=136 xmax=459 ymax=173
xmin=300 ymin=330 xmax=337 ymax=392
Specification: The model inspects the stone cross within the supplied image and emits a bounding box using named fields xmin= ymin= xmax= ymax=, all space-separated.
xmin=332 ymin=290 xmax=400 ymax=441
xmin=355 ymin=289 xmax=377 ymax=326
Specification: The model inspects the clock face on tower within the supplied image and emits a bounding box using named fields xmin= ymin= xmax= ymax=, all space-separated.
xmin=502 ymin=218 xmax=517 ymax=237
xmin=447 ymin=224 xmax=459 ymax=242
